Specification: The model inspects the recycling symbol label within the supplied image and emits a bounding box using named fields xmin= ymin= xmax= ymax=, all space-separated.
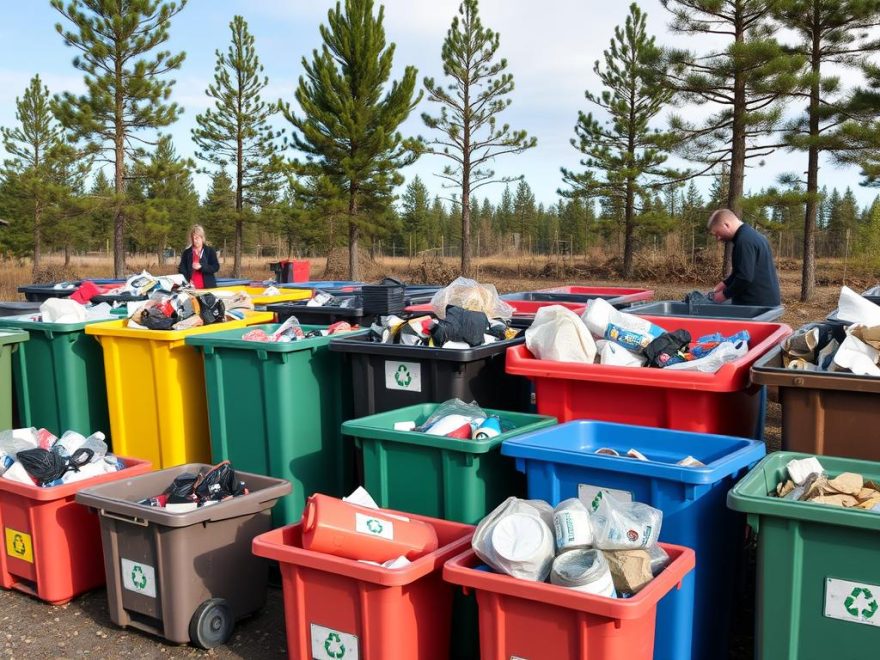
xmin=366 ymin=519 xmax=383 ymax=534
xmin=310 ymin=624 xmax=359 ymax=660
xmin=355 ymin=512 xmax=394 ymax=540
xmin=825 ymin=578 xmax=880 ymax=627
xmin=4 ymin=528 xmax=33 ymax=563
xmin=121 ymin=558 xmax=157 ymax=598
xmin=385 ymin=360 xmax=421 ymax=392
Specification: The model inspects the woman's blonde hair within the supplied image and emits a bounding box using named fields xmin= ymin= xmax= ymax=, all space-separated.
xmin=189 ymin=224 xmax=207 ymax=245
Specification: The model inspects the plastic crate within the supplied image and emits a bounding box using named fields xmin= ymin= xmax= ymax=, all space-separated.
xmin=627 ymin=300 xmax=784 ymax=322
xmin=728 ymin=452 xmax=880 ymax=659
xmin=538 ymin=285 xmax=655 ymax=301
xmin=187 ymin=324 xmax=367 ymax=525
xmin=329 ymin=333 xmax=532 ymax=417
xmin=76 ymin=464 xmax=290 ymax=648
xmin=84 ymin=312 xmax=273 ymax=468
xmin=0 ymin=456 xmax=151 ymax=604
xmin=268 ymin=299 xmax=374 ymax=327
xmin=751 ymin=322 xmax=880 ymax=460
xmin=506 ymin=317 xmax=791 ymax=438
xmin=269 ymin=260 xmax=310 ymax=283
xmin=362 ymin=280 xmax=406 ymax=315
xmin=0 ymin=315 xmax=109 ymax=440
xmin=252 ymin=510 xmax=473 ymax=660
xmin=443 ymin=543 xmax=695 ymax=660
xmin=502 ymin=420 xmax=765 ymax=660
xmin=504 ymin=287 xmax=655 ymax=309
xmin=341 ymin=403 xmax=557 ymax=524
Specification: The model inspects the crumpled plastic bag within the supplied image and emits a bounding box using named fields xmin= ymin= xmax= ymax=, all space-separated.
xmin=472 ymin=497 xmax=556 ymax=581
xmin=582 ymin=298 xmax=666 ymax=353
xmin=833 ymin=331 xmax=880 ymax=376
xmin=429 ymin=277 xmax=514 ymax=320
xmin=526 ymin=305 xmax=597 ymax=363
xmin=588 ymin=490 xmax=662 ymax=550
xmin=595 ymin=340 xmax=645 ymax=367
xmin=664 ymin=339 xmax=748 ymax=373
xmin=837 ymin=286 xmax=880 ymax=326
xmin=415 ymin=399 xmax=486 ymax=434
xmin=40 ymin=298 xmax=87 ymax=323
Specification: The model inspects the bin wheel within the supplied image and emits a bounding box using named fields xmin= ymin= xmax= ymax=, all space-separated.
xmin=189 ymin=598 xmax=234 ymax=649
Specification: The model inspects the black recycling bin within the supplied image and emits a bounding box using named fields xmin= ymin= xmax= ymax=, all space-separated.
xmin=626 ymin=301 xmax=784 ymax=322
xmin=268 ymin=299 xmax=374 ymax=327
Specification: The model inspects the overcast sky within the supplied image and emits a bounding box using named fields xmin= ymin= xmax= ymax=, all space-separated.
xmin=1 ymin=0 xmax=877 ymax=208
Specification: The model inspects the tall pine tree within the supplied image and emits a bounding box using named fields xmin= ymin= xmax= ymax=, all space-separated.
xmin=561 ymin=3 xmax=679 ymax=277
xmin=52 ymin=0 xmax=187 ymax=277
xmin=283 ymin=0 xmax=422 ymax=279
xmin=772 ymin=0 xmax=880 ymax=301
xmin=192 ymin=15 xmax=282 ymax=277
xmin=422 ymin=0 xmax=536 ymax=275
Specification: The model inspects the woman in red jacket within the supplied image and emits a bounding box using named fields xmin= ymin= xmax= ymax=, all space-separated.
xmin=178 ymin=225 xmax=220 ymax=289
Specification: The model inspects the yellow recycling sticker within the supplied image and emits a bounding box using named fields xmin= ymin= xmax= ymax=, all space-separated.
xmin=5 ymin=528 xmax=33 ymax=563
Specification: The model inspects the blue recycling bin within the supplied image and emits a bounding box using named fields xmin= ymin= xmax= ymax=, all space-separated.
xmin=501 ymin=420 xmax=765 ymax=660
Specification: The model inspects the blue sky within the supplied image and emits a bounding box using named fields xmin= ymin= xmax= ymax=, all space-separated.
xmin=1 ymin=0 xmax=877 ymax=208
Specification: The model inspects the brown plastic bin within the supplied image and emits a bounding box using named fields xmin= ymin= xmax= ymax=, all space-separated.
xmin=75 ymin=464 xmax=291 ymax=649
xmin=751 ymin=322 xmax=880 ymax=460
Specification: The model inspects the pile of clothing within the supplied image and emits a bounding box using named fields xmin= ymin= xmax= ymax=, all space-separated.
xmin=127 ymin=290 xmax=253 ymax=331
xmin=0 ymin=427 xmax=124 ymax=487
xmin=783 ymin=287 xmax=880 ymax=376
xmin=773 ymin=456 xmax=880 ymax=511
xmin=526 ymin=298 xmax=750 ymax=374
xmin=242 ymin=317 xmax=356 ymax=343
xmin=137 ymin=461 xmax=248 ymax=512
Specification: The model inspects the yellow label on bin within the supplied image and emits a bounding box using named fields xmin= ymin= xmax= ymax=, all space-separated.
xmin=5 ymin=528 xmax=33 ymax=563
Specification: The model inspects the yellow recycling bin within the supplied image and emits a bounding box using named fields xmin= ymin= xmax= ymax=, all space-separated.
xmin=208 ymin=286 xmax=312 ymax=307
xmin=85 ymin=312 xmax=273 ymax=468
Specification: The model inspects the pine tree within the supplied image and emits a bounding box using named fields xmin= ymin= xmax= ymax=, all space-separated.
xmin=561 ymin=3 xmax=679 ymax=277
xmin=422 ymin=0 xmax=536 ymax=276
xmin=88 ymin=169 xmax=114 ymax=252
xmin=513 ymin=180 xmax=536 ymax=251
xmin=662 ymin=0 xmax=802 ymax=275
xmin=771 ymin=0 xmax=880 ymax=301
xmin=192 ymin=15 xmax=282 ymax=277
xmin=201 ymin=171 xmax=236 ymax=253
xmin=494 ymin=184 xmax=514 ymax=239
xmin=1 ymin=74 xmax=77 ymax=275
xmin=283 ymin=0 xmax=422 ymax=280
xmin=52 ymin=0 xmax=186 ymax=277
xmin=400 ymin=176 xmax=431 ymax=255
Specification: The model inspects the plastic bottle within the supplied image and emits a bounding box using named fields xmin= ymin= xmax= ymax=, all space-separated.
xmin=550 ymin=549 xmax=617 ymax=597
xmin=301 ymin=493 xmax=439 ymax=563
xmin=582 ymin=298 xmax=665 ymax=352
xmin=80 ymin=432 xmax=108 ymax=463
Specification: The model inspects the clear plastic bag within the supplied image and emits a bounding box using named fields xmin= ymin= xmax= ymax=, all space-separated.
xmin=415 ymin=399 xmax=486 ymax=434
xmin=429 ymin=277 xmax=515 ymax=320
xmin=588 ymin=490 xmax=662 ymax=550
xmin=472 ymin=497 xmax=556 ymax=581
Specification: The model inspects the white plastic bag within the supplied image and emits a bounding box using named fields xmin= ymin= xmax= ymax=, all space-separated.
xmin=588 ymin=490 xmax=662 ymax=550
xmin=595 ymin=340 xmax=646 ymax=367
xmin=582 ymin=298 xmax=665 ymax=353
xmin=429 ymin=277 xmax=515 ymax=320
xmin=664 ymin=339 xmax=748 ymax=373
xmin=526 ymin=305 xmax=596 ymax=363
xmin=472 ymin=497 xmax=556 ymax=581
xmin=40 ymin=298 xmax=87 ymax=323
xmin=833 ymin=332 xmax=880 ymax=376
xmin=837 ymin=286 xmax=880 ymax=326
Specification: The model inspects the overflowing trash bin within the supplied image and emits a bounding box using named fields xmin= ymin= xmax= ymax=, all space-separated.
xmin=341 ymin=402 xmax=556 ymax=524
xmin=85 ymin=312 xmax=272 ymax=468
xmin=18 ymin=280 xmax=123 ymax=303
xmin=187 ymin=323 xmax=366 ymax=525
xmin=501 ymin=420 xmax=765 ymax=660
xmin=207 ymin=285 xmax=311 ymax=308
xmin=443 ymin=542 xmax=695 ymax=660
xmin=627 ymin=300 xmax=784 ymax=322
xmin=252 ymin=503 xmax=473 ymax=660
xmin=507 ymin=316 xmax=790 ymax=438
xmin=0 ymin=315 xmax=110 ymax=439
xmin=0 ymin=452 xmax=150 ymax=605
xmin=269 ymin=259 xmax=310 ymax=283
xmin=76 ymin=463 xmax=290 ymax=648
xmin=0 ymin=330 xmax=28 ymax=430
xmin=728 ymin=452 xmax=880 ymax=659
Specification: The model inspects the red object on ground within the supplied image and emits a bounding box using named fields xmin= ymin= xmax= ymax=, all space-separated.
xmin=252 ymin=511 xmax=473 ymax=660
xmin=505 ymin=317 xmax=792 ymax=438
xmin=443 ymin=543 xmax=695 ymax=660
xmin=0 ymin=456 xmax=152 ymax=605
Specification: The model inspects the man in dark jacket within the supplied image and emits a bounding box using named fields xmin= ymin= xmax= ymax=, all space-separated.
xmin=708 ymin=209 xmax=781 ymax=306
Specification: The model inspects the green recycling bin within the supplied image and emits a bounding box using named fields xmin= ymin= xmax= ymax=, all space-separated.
xmin=187 ymin=324 xmax=366 ymax=526
xmin=0 ymin=329 xmax=28 ymax=430
xmin=0 ymin=316 xmax=108 ymax=439
xmin=341 ymin=404 xmax=557 ymax=524
xmin=728 ymin=451 xmax=880 ymax=659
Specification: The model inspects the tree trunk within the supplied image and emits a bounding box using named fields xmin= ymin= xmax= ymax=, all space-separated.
xmin=113 ymin=61 xmax=126 ymax=279
xmin=801 ymin=14 xmax=821 ymax=303
xmin=348 ymin=187 xmax=360 ymax=280
xmin=623 ymin=180 xmax=636 ymax=278
xmin=32 ymin=201 xmax=42 ymax=278
xmin=725 ymin=15 xmax=747 ymax=279
xmin=64 ymin=243 xmax=70 ymax=267
xmin=234 ymin=136 xmax=244 ymax=278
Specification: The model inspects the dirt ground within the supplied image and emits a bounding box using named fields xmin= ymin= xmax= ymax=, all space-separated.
xmin=0 ymin=260 xmax=853 ymax=659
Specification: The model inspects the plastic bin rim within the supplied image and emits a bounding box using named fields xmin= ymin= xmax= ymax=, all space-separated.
xmin=0 ymin=314 xmax=114 ymax=332
xmin=0 ymin=329 xmax=29 ymax=345
xmin=186 ymin=323 xmax=369 ymax=353
xmin=442 ymin=543 xmax=695 ymax=620
xmin=500 ymin=420 xmax=765 ymax=485
xmin=505 ymin=318 xmax=792 ymax=392
xmin=329 ymin=333 xmax=526 ymax=361
xmin=83 ymin=311 xmax=274 ymax=341
xmin=751 ymin=343 xmax=880 ymax=393
xmin=251 ymin=512 xmax=475 ymax=587
xmin=0 ymin=456 xmax=151 ymax=500
xmin=267 ymin=300 xmax=366 ymax=315
xmin=341 ymin=405 xmax=557 ymax=455
xmin=727 ymin=451 xmax=880 ymax=532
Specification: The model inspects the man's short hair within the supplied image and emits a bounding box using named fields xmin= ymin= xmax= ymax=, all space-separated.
xmin=707 ymin=208 xmax=738 ymax=229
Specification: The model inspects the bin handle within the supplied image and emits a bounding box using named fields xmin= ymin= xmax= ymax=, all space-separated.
xmin=100 ymin=509 xmax=149 ymax=527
